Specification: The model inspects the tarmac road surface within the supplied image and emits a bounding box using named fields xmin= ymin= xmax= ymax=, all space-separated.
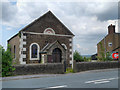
xmin=2 ymin=68 xmax=119 ymax=89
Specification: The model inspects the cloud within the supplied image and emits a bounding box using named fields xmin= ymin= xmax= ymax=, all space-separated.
xmin=49 ymin=2 xmax=118 ymax=21
xmin=84 ymin=2 xmax=118 ymax=21
xmin=76 ymin=44 xmax=81 ymax=49
xmin=1 ymin=2 xmax=118 ymax=27
xmin=2 ymin=2 xmax=18 ymax=22
xmin=1 ymin=1 xmax=118 ymax=55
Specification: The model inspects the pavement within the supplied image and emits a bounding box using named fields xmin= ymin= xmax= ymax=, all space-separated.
xmin=2 ymin=68 xmax=119 ymax=89
xmin=2 ymin=74 xmax=63 ymax=81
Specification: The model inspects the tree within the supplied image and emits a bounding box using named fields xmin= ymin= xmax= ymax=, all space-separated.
xmin=74 ymin=50 xmax=84 ymax=62
xmin=1 ymin=44 xmax=15 ymax=77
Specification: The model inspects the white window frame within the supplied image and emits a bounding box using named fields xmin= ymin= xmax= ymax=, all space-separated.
xmin=108 ymin=42 xmax=112 ymax=47
xmin=30 ymin=43 xmax=40 ymax=60
xmin=44 ymin=28 xmax=55 ymax=35
xmin=62 ymin=43 xmax=67 ymax=50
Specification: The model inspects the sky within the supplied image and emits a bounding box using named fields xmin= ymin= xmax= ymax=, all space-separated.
xmin=0 ymin=0 xmax=119 ymax=55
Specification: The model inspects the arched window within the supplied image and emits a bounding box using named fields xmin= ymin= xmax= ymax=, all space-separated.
xmin=30 ymin=43 xmax=39 ymax=60
xmin=44 ymin=28 xmax=55 ymax=35
xmin=62 ymin=44 xmax=67 ymax=50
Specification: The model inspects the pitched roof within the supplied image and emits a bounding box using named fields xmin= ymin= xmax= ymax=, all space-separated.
xmin=20 ymin=11 xmax=74 ymax=36
xmin=41 ymin=40 xmax=65 ymax=52
xmin=8 ymin=11 xmax=75 ymax=42
xmin=97 ymin=33 xmax=120 ymax=45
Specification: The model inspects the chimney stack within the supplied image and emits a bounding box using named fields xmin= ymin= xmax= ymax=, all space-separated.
xmin=108 ymin=24 xmax=115 ymax=34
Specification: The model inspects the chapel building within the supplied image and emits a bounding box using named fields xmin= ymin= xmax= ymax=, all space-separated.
xmin=8 ymin=11 xmax=74 ymax=66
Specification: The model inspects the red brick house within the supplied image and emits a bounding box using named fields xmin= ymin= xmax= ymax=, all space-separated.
xmin=8 ymin=11 xmax=74 ymax=66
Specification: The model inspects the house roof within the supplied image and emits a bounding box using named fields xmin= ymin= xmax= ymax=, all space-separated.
xmin=8 ymin=33 xmax=18 ymax=42
xmin=8 ymin=11 xmax=75 ymax=42
xmin=112 ymin=46 xmax=120 ymax=51
xmin=97 ymin=33 xmax=120 ymax=45
xmin=20 ymin=11 xmax=74 ymax=36
xmin=41 ymin=40 xmax=65 ymax=52
xmin=41 ymin=43 xmax=50 ymax=52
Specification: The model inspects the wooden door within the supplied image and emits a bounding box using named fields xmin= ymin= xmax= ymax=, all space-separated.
xmin=52 ymin=48 xmax=62 ymax=63
xmin=47 ymin=55 xmax=52 ymax=63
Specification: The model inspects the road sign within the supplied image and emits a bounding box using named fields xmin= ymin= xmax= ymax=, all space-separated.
xmin=112 ymin=53 xmax=119 ymax=59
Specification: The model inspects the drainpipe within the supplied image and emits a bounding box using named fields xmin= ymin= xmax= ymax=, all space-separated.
xmin=104 ymin=36 xmax=106 ymax=58
xmin=72 ymin=36 xmax=74 ymax=69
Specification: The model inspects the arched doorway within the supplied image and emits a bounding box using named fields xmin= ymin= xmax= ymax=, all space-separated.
xmin=52 ymin=48 xmax=62 ymax=63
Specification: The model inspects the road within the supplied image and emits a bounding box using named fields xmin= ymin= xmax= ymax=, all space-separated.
xmin=2 ymin=68 xmax=119 ymax=89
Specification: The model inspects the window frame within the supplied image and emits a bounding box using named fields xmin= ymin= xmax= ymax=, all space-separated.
xmin=44 ymin=28 xmax=55 ymax=35
xmin=62 ymin=43 xmax=67 ymax=50
xmin=30 ymin=43 xmax=40 ymax=60
xmin=14 ymin=45 xmax=16 ymax=59
xmin=108 ymin=42 xmax=112 ymax=47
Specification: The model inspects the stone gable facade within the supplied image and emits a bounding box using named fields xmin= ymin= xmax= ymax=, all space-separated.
xmin=8 ymin=11 xmax=74 ymax=67
xmin=97 ymin=24 xmax=120 ymax=59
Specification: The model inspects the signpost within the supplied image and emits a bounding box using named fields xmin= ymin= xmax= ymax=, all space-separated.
xmin=111 ymin=52 xmax=119 ymax=60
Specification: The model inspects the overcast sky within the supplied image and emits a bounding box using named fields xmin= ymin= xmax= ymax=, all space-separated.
xmin=0 ymin=0 xmax=119 ymax=55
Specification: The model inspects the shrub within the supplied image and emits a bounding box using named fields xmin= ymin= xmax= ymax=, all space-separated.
xmin=66 ymin=67 xmax=75 ymax=73
xmin=74 ymin=50 xmax=84 ymax=62
xmin=105 ymin=52 xmax=113 ymax=61
xmin=83 ymin=57 xmax=91 ymax=62
xmin=1 ymin=44 xmax=15 ymax=77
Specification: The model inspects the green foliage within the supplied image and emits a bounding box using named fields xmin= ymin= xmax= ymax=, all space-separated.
xmin=18 ymin=32 xmax=21 ymax=38
xmin=105 ymin=52 xmax=113 ymax=61
xmin=66 ymin=67 xmax=74 ymax=73
xmin=98 ymin=42 xmax=113 ymax=61
xmin=83 ymin=57 xmax=91 ymax=62
xmin=74 ymin=50 xmax=84 ymax=62
xmin=0 ymin=45 xmax=2 ymax=77
xmin=1 ymin=44 xmax=15 ymax=77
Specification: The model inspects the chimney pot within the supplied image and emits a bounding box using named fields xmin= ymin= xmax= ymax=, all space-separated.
xmin=108 ymin=24 xmax=115 ymax=34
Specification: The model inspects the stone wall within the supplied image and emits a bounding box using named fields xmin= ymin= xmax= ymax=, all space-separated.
xmin=13 ymin=63 xmax=64 ymax=75
xmin=73 ymin=61 xmax=119 ymax=72
xmin=8 ymin=34 xmax=20 ymax=64
xmin=25 ymin=33 xmax=72 ymax=66
xmin=97 ymin=34 xmax=119 ymax=58
xmin=12 ymin=61 xmax=120 ymax=75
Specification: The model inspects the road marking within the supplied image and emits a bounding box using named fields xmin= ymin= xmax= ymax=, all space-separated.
xmin=34 ymin=85 xmax=67 ymax=90
xmin=85 ymin=79 xmax=108 ymax=83
xmin=94 ymin=81 xmax=110 ymax=84
xmin=48 ymin=85 xmax=67 ymax=89
xmin=108 ymin=77 xmax=118 ymax=80
xmin=85 ymin=77 xmax=118 ymax=84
